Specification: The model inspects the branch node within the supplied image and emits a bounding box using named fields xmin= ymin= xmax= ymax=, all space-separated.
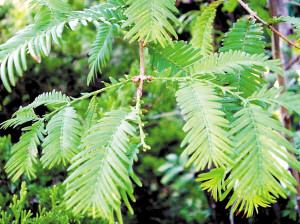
xmin=132 ymin=76 xmax=140 ymax=84
xmin=146 ymin=76 xmax=153 ymax=83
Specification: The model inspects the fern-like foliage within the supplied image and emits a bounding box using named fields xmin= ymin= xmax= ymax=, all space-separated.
xmin=1 ymin=108 xmax=39 ymax=129
xmin=82 ymin=96 xmax=100 ymax=137
xmin=127 ymin=145 xmax=142 ymax=188
xmin=229 ymin=68 xmax=267 ymax=97
xmin=64 ymin=109 xmax=140 ymax=224
xmin=1 ymin=90 xmax=70 ymax=130
xmin=0 ymin=1 xmax=72 ymax=92
xmin=78 ymin=0 xmax=125 ymax=22
xmin=190 ymin=0 xmax=224 ymax=56
xmin=87 ymin=23 xmax=116 ymax=84
xmin=197 ymin=168 xmax=226 ymax=201
xmin=176 ymin=81 xmax=234 ymax=170
xmin=3 ymin=0 xmax=300 ymax=220
xmin=148 ymin=41 xmax=202 ymax=76
xmin=85 ymin=0 xmax=126 ymax=84
xmin=226 ymin=104 xmax=300 ymax=217
xmin=220 ymin=18 xmax=265 ymax=54
xmin=2 ymin=90 xmax=70 ymax=126
xmin=122 ymin=0 xmax=180 ymax=47
xmin=5 ymin=121 xmax=44 ymax=182
xmin=249 ymin=85 xmax=300 ymax=114
xmin=0 ymin=0 xmax=126 ymax=92
xmin=219 ymin=18 xmax=267 ymax=96
xmin=28 ymin=0 xmax=73 ymax=17
xmin=193 ymin=50 xmax=282 ymax=77
xmin=26 ymin=90 xmax=70 ymax=109
xmin=41 ymin=107 xmax=81 ymax=168
xmin=270 ymin=16 xmax=300 ymax=32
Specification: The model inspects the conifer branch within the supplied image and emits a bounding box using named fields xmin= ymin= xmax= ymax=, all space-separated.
xmin=237 ymin=0 xmax=300 ymax=50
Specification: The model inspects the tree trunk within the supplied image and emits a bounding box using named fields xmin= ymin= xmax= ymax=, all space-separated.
xmin=269 ymin=0 xmax=300 ymax=216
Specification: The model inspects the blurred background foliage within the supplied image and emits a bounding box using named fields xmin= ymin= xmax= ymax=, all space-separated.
xmin=1 ymin=0 xmax=300 ymax=223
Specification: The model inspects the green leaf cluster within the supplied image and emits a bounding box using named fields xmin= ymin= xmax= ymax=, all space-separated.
xmin=2 ymin=0 xmax=300 ymax=222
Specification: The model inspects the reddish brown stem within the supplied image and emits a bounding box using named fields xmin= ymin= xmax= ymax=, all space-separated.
xmin=237 ymin=0 xmax=300 ymax=50
xmin=134 ymin=40 xmax=151 ymax=151
xmin=137 ymin=41 xmax=145 ymax=97
xmin=133 ymin=41 xmax=152 ymax=98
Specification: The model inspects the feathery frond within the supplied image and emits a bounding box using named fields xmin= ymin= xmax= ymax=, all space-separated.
xmin=271 ymin=16 xmax=300 ymax=32
xmin=82 ymin=96 xmax=100 ymax=137
xmin=2 ymin=0 xmax=300 ymax=220
xmin=41 ymin=107 xmax=81 ymax=168
xmin=197 ymin=168 xmax=226 ymax=201
xmin=87 ymin=23 xmax=115 ymax=85
xmin=0 ymin=0 xmax=77 ymax=92
xmin=0 ymin=0 xmax=125 ymax=92
xmin=5 ymin=121 xmax=44 ymax=182
xmin=227 ymin=69 xmax=267 ymax=97
xmin=190 ymin=0 xmax=224 ymax=56
xmin=176 ymin=81 xmax=234 ymax=170
xmin=1 ymin=108 xmax=39 ymax=129
xmin=28 ymin=0 xmax=73 ymax=17
xmin=148 ymin=41 xmax=202 ymax=76
xmin=28 ymin=90 xmax=70 ymax=108
xmin=7 ymin=90 xmax=71 ymax=120
xmin=122 ymin=0 xmax=180 ymax=47
xmin=0 ymin=20 xmax=72 ymax=92
xmin=219 ymin=18 xmax=267 ymax=96
xmin=84 ymin=0 xmax=126 ymax=84
xmin=249 ymin=85 xmax=300 ymax=114
xmin=226 ymin=104 xmax=300 ymax=217
xmin=64 ymin=109 xmax=140 ymax=224
xmin=127 ymin=145 xmax=142 ymax=187
xmin=76 ymin=0 xmax=126 ymax=23
xmin=193 ymin=50 xmax=283 ymax=77
xmin=220 ymin=18 xmax=265 ymax=54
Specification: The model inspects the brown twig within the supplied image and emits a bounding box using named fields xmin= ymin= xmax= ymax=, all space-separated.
xmin=285 ymin=56 xmax=300 ymax=70
xmin=137 ymin=40 xmax=146 ymax=97
xmin=237 ymin=0 xmax=300 ymax=50
xmin=148 ymin=110 xmax=181 ymax=120
xmin=133 ymin=41 xmax=152 ymax=98
xmin=133 ymin=40 xmax=152 ymax=151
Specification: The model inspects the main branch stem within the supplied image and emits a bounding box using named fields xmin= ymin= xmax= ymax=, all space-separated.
xmin=136 ymin=41 xmax=146 ymax=97
xmin=135 ymin=41 xmax=150 ymax=151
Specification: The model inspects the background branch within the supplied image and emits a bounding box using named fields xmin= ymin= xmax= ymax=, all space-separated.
xmin=237 ymin=0 xmax=300 ymax=50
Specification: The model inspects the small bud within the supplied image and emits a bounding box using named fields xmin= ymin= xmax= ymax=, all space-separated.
xmin=146 ymin=76 xmax=153 ymax=83
xmin=132 ymin=76 xmax=140 ymax=83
